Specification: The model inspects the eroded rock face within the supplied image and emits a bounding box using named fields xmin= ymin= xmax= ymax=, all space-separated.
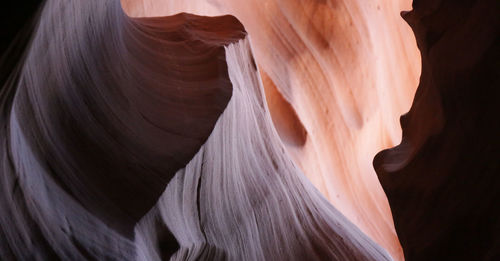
xmin=121 ymin=1 xmax=421 ymax=259
xmin=0 ymin=0 xmax=242 ymax=259
xmin=374 ymin=0 xmax=500 ymax=260
xmin=2 ymin=0 xmax=498 ymax=260
xmin=137 ymin=37 xmax=391 ymax=261
xmin=0 ymin=0 xmax=393 ymax=260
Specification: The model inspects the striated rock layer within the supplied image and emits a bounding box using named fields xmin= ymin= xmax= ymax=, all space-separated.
xmin=1 ymin=0 xmax=232 ymax=259
xmin=3 ymin=0 xmax=498 ymax=260
xmin=374 ymin=0 xmax=500 ymax=260
xmin=1 ymin=0 xmax=392 ymax=260
xmin=136 ymin=37 xmax=391 ymax=261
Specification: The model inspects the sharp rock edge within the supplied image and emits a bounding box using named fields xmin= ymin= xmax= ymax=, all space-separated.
xmin=0 ymin=0 xmax=391 ymax=260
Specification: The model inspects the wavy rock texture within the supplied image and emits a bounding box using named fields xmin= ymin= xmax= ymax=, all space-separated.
xmin=136 ymin=37 xmax=391 ymax=261
xmin=1 ymin=0 xmax=231 ymax=259
xmin=3 ymin=0 xmax=498 ymax=260
xmin=121 ymin=0 xmax=421 ymax=259
xmin=0 ymin=0 xmax=393 ymax=260
xmin=374 ymin=0 xmax=500 ymax=260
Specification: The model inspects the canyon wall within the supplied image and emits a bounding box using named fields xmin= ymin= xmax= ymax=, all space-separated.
xmin=1 ymin=0 xmax=498 ymax=260
xmin=1 ymin=0 xmax=392 ymax=260
xmin=121 ymin=1 xmax=421 ymax=259
xmin=374 ymin=0 xmax=500 ymax=260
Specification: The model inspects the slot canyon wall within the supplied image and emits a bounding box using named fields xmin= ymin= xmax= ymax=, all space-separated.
xmin=0 ymin=0 xmax=498 ymax=260
xmin=374 ymin=0 xmax=500 ymax=260
xmin=121 ymin=1 xmax=421 ymax=260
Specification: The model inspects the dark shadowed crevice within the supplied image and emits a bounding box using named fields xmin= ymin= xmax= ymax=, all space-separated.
xmin=374 ymin=0 xmax=500 ymax=259
xmin=260 ymin=69 xmax=307 ymax=147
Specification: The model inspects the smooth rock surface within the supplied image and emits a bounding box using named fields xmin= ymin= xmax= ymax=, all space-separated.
xmin=0 ymin=0 xmax=393 ymax=260
xmin=121 ymin=1 xmax=422 ymax=259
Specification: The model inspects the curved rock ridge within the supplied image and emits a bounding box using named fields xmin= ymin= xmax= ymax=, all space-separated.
xmin=136 ymin=37 xmax=392 ymax=261
xmin=374 ymin=0 xmax=500 ymax=260
xmin=0 ymin=0 xmax=247 ymax=259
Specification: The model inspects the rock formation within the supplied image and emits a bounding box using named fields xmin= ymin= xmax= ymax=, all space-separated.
xmin=0 ymin=0 xmax=239 ymax=258
xmin=136 ymin=36 xmax=391 ymax=261
xmin=374 ymin=0 xmax=500 ymax=260
xmin=121 ymin=1 xmax=421 ymax=259
xmin=1 ymin=0 xmax=498 ymax=260
xmin=1 ymin=0 xmax=391 ymax=260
